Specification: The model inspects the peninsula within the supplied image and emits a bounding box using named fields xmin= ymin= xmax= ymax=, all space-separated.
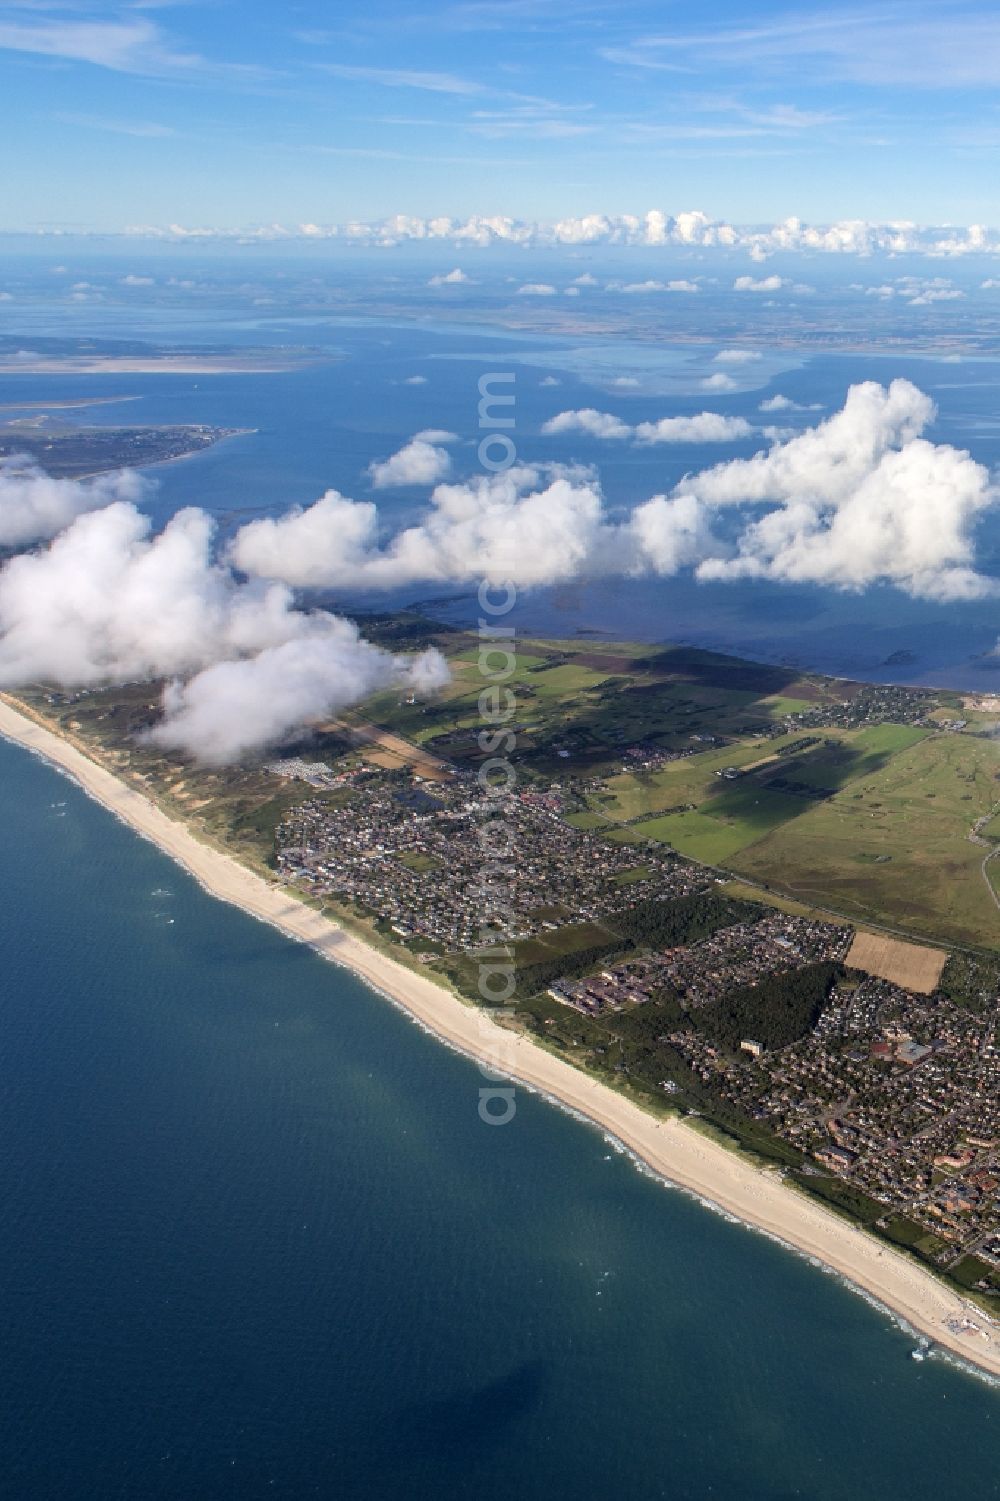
xmin=0 ymin=419 xmax=251 ymax=478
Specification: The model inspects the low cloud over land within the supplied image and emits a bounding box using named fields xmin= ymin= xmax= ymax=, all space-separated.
xmin=0 ymin=455 xmax=147 ymax=547
xmin=0 ymin=501 xmax=447 ymax=763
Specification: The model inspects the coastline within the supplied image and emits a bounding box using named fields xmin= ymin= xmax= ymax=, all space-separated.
xmin=74 ymin=427 xmax=257 ymax=481
xmin=1 ymin=694 xmax=998 ymax=1383
xmin=0 ymin=356 xmax=320 ymax=375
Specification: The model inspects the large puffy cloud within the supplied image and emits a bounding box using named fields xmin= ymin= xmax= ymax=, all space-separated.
xmin=541 ymin=409 xmax=752 ymax=443
xmin=231 ymin=491 xmax=380 ymax=589
xmin=233 ymin=466 xmax=623 ymax=590
xmin=680 ymin=380 xmax=996 ymax=598
xmin=674 ymin=379 xmax=934 ymax=507
xmin=0 ymin=504 xmax=292 ymax=684
xmin=234 ymin=380 xmax=997 ymax=602
xmin=148 ymin=632 xmax=449 ymax=765
xmin=367 ymin=430 xmax=456 ymax=488
xmin=0 ymin=502 xmax=448 ymax=762
xmin=5 ymin=378 xmax=992 ymax=770
xmin=624 ymin=494 xmax=717 ymax=574
xmin=695 ymin=437 xmax=995 ymax=598
xmin=0 ymin=454 xmax=148 ymax=547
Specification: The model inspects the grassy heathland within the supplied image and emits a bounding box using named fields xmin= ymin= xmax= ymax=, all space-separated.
xmin=730 ymin=732 xmax=1000 ymax=948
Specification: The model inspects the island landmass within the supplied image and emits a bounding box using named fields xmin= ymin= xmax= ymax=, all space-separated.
xmin=2 ymin=618 xmax=999 ymax=1375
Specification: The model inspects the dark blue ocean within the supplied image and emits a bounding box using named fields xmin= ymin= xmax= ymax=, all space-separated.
xmin=2 ymin=734 xmax=1000 ymax=1500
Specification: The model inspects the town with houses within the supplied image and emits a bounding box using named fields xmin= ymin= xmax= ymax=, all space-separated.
xmin=671 ymin=971 xmax=1000 ymax=1285
xmin=270 ymin=755 xmax=1000 ymax=1297
xmin=274 ymin=768 xmax=701 ymax=950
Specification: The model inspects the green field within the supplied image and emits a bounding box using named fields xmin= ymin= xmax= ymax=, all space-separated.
xmin=395 ymin=850 xmax=442 ymax=873
xmin=595 ymin=734 xmax=808 ymax=820
xmin=365 ymin=635 xmax=869 ymax=776
xmin=758 ymin=694 xmax=817 ymax=717
xmin=609 ymin=785 xmax=811 ymax=865
xmin=609 ymin=808 xmax=767 ymax=865
xmin=570 ymin=703 xmax=999 ymax=945
xmin=731 ymin=733 xmax=1000 ymax=946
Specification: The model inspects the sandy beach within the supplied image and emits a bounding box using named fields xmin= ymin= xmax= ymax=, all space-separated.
xmin=0 ymin=356 xmax=318 ymax=376
xmin=1 ymin=693 xmax=998 ymax=1383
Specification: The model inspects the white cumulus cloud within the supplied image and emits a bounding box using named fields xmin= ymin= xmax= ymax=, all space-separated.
xmin=234 ymin=381 xmax=993 ymax=602
xmin=149 ymin=634 xmax=448 ymax=765
xmin=121 ymin=210 xmax=1000 ymax=261
xmin=0 ymin=501 xmax=448 ymax=763
xmin=0 ymin=455 xmax=148 ymax=548
xmin=541 ymin=409 xmax=752 ymax=444
xmin=234 ymin=467 xmax=617 ymax=591
xmin=367 ymin=430 xmax=457 ymax=489
xmin=702 ymin=372 xmax=737 ymax=391
xmin=680 ymin=379 xmax=996 ymax=599
xmin=634 ymin=412 xmax=752 ymax=444
xmin=758 ymin=394 xmax=823 ymax=412
xmin=541 ymin=409 xmax=632 ymax=440
xmin=714 ymin=349 xmax=763 ymax=364
xmin=733 ymin=275 xmax=786 ymax=292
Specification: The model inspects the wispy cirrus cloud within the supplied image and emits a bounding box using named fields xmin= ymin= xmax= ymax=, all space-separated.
xmin=318 ymin=62 xmax=488 ymax=96
xmin=467 ymin=110 xmax=596 ymax=139
xmin=53 ymin=111 xmax=177 ymax=138
xmin=0 ymin=10 xmax=270 ymax=80
xmin=0 ymin=15 xmax=195 ymax=73
xmin=608 ymin=8 xmax=1000 ymax=89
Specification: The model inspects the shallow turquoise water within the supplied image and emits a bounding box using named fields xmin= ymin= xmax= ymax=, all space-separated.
xmin=1 ymin=735 xmax=999 ymax=1499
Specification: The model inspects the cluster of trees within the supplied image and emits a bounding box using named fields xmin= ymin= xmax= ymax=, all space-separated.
xmin=597 ymin=960 xmax=841 ymax=1070
xmin=511 ymin=892 xmax=762 ymax=999
xmin=340 ymin=610 xmax=454 ymax=651
xmin=512 ymin=938 xmax=630 ymax=1000
xmin=691 ymin=961 xmax=842 ymax=1052
xmin=939 ymin=951 xmax=1000 ymax=1015
xmin=606 ymin=892 xmax=761 ymax=949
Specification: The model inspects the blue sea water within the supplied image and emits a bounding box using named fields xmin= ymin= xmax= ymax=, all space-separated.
xmin=2 ymin=307 xmax=999 ymax=685
xmin=2 ymin=735 xmax=1000 ymax=1500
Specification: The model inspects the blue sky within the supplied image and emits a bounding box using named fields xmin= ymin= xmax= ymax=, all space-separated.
xmin=4 ymin=1 xmax=1000 ymax=231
